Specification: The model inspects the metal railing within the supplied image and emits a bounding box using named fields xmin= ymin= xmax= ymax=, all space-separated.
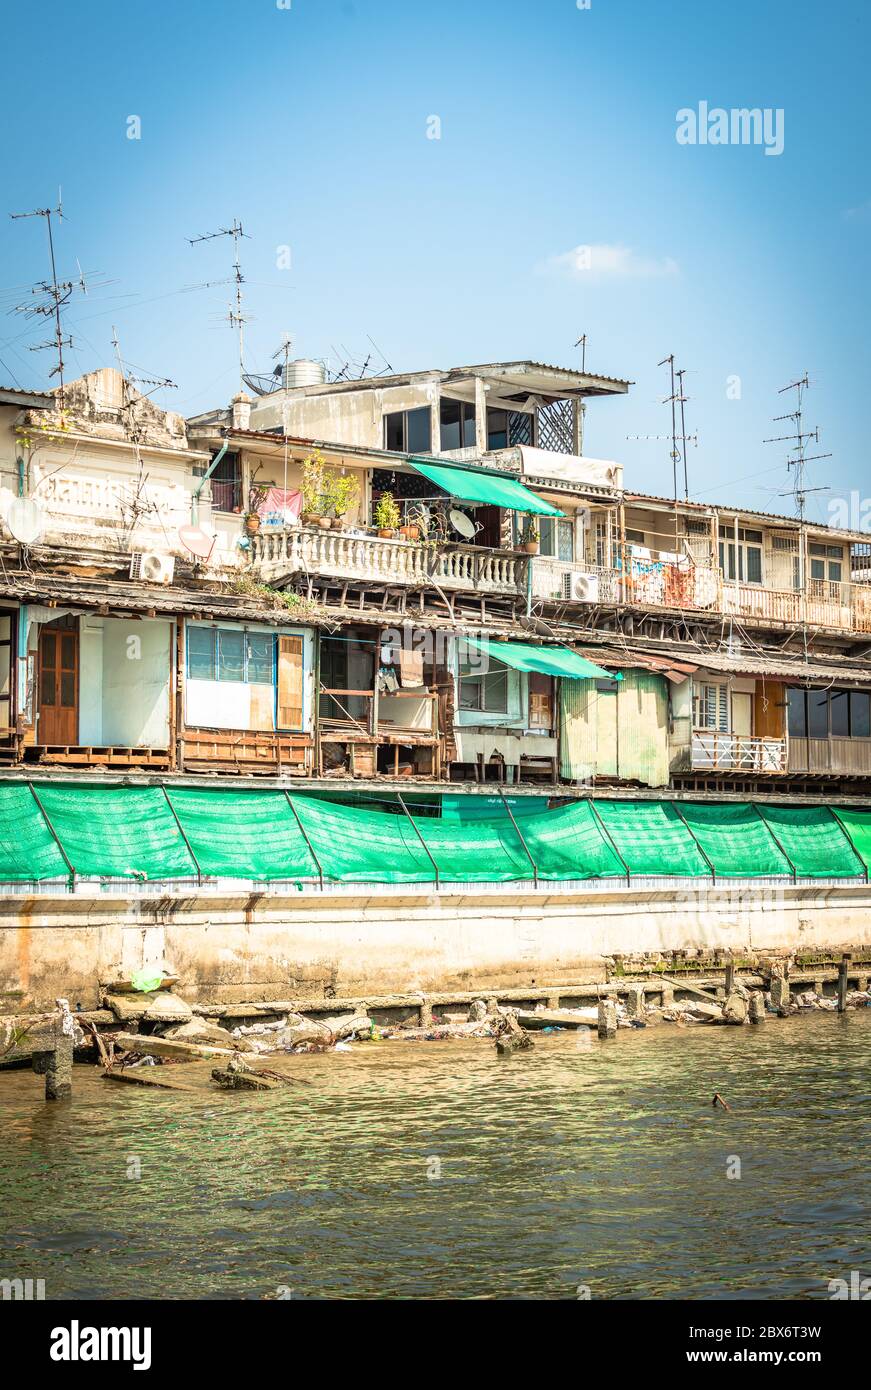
xmin=690 ymin=731 xmax=788 ymax=773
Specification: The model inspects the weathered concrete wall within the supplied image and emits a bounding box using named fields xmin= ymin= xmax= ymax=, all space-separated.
xmin=1 ymin=883 xmax=869 ymax=1012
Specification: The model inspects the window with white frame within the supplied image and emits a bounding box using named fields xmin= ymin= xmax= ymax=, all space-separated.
xmin=187 ymin=626 xmax=275 ymax=684
xmin=809 ymin=542 xmax=844 ymax=584
xmin=693 ymin=681 xmax=729 ymax=731
xmin=718 ymin=528 xmax=763 ymax=584
xmin=538 ymin=517 xmax=575 ymax=560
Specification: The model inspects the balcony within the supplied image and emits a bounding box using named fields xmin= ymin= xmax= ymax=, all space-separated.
xmin=250 ymin=525 xmax=527 ymax=598
xmin=532 ymin=556 xmax=871 ymax=635
xmin=788 ymin=736 xmax=871 ymax=777
xmin=690 ymin=731 xmax=787 ymax=774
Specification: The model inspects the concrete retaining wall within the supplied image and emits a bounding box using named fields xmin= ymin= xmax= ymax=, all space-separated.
xmin=2 ymin=881 xmax=870 ymax=1012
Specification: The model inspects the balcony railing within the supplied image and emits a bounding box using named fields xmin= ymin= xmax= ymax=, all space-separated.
xmin=691 ymin=731 xmax=787 ymax=773
xmin=251 ymin=526 xmax=526 ymax=597
xmin=532 ymin=556 xmax=871 ymax=634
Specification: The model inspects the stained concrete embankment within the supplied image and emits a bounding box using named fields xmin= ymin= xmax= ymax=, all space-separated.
xmin=1 ymin=881 xmax=870 ymax=1012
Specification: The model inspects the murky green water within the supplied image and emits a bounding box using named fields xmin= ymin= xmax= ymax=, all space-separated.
xmin=1 ymin=1011 xmax=869 ymax=1300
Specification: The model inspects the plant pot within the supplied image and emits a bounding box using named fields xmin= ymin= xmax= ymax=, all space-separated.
xmin=318 ymin=516 xmax=333 ymax=530
xmin=399 ymin=524 xmax=421 ymax=540
xmin=522 ymin=541 xmax=539 ymax=555
xmin=302 ymin=513 xmax=319 ymax=526
xmin=377 ymin=528 xmax=396 ymax=539
xmin=244 ymin=514 xmax=261 ymax=535
xmin=331 ymin=517 xmax=344 ymax=530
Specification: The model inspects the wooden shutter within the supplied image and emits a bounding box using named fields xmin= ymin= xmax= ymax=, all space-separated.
xmin=529 ymin=672 xmax=553 ymax=730
xmin=277 ymin=636 xmax=304 ymax=729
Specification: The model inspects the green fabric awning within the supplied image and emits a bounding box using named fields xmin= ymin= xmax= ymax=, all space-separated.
xmin=410 ymin=458 xmax=563 ymax=516
xmin=464 ymin=638 xmax=613 ymax=680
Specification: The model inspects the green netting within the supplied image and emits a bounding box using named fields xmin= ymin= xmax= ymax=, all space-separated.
xmin=828 ymin=807 xmax=871 ymax=874
xmin=36 ymin=785 xmax=196 ymax=880
xmin=3 ymin=783 xmax=870 ymax=886
xmin=592 ymin=800 xmax=710 ymax=877
xmin=168 ymin=788 xmax=315 ymax=881
xmin=677 ymin=803 xmax=792 ymax=878
xmin=757 ymin=805 xmax=865 ymax=879
xmin=0 ymin=784 xmax=69 ymax=881
xmin=291 ymin=797 xmax=435 ymax=882
xmin=419 ymin=799 xmax=624 ymax=881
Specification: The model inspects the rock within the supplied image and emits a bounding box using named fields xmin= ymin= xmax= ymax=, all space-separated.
xmin=722 ymin=991 xmax=748 ymax=1026
xmin=495 ymin=1012 xmax=534 ymax=1056
xmin=211 ymin=1067 xmax=283 ymax=1091
xmin=749 ymin=992 xmax=766 ymax=1024
xmin=468 ymin=999 xmax=488 ymax=1022
xmin=163 ymin=1019 xmax=237 ymax=1045
xmin=141 ymin=992 xmax=193 ymax=1024
xmin=597 ymin=996 xmax=618 ymax=1039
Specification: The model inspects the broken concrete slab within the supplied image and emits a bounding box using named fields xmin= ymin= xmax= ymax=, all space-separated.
xmin=113 ymin=1033 xmax=235 ymax=1062
xmin=102 ymin=1068 xmax=198 ymax=1091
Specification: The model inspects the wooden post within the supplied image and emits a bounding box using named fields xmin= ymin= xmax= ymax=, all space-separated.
xmin=838 ymin=955 xmax=850 ymax=1013
xmin=724 ymin=962 xmax=736 ymax=995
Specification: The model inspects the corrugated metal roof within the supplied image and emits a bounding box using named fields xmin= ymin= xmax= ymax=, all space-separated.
xmin=624 ymin=490 xmax=867 ymax=542
xmin=0 ymin=386 xmax=54 ymax=408
xmin=577 ymin=641 xmax=871 ymax=687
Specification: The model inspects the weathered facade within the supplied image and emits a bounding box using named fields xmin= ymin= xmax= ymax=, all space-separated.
xmin=3 ymin=363 xmax=871 ymax=792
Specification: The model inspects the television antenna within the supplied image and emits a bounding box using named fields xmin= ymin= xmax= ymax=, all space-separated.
xmin=763 ymin=374 xmax=831 ymax=520
xmin=188 ymin=219 xmax=250 ymax=390
xmin=657 ymin=354 xmax=692 ymax=499
xmin=9 ymin=191 xmax=82 ymax=407
xmin=574 ymin=333 xmax=588 ymax=373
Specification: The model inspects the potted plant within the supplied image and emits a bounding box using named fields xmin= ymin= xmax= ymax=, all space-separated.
xmin=301 ymin=449 xmax=327 ymax=525
xmin=520 ymin=523 xmax=540 ymax=555
xmin=328 ymin=472 xmax=359 ymax=530
xmin=374 ymin=490 xmax=401 ymax=538
xmin=243 ymin=509 xmax=261 ymax=536
xmin=398 ymin=502 xmax=428 ymax=542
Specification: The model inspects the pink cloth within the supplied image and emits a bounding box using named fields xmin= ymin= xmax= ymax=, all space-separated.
xmin=255 ymin=487 xmax=303 ymax=524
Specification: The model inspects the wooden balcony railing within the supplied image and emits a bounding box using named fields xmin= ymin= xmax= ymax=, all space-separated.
xmin=251 ymin=526 xmax=526 ymax=596
xmin=691 ymin=731 xmax=787 ymax=773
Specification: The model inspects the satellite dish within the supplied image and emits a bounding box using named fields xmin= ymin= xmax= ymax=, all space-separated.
xmin=4 ymin=497 xmax=44 ymax=546
xmin=178 ymin=524 xmax=216 ymax=561
xmin=450 ymin=507 xmax=477 ymax=540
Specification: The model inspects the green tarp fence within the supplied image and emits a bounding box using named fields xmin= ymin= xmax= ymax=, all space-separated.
xmin=591 ymin=800 xmax=711 ymax=878
xmin=1 ymin=783 xmax=868 ymax=885
xmin=674 ymin=803 xmax=793 ymax=879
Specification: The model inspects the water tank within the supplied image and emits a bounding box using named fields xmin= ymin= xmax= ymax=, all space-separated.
xmin=281 ymin=358 xmax=326 ymax=390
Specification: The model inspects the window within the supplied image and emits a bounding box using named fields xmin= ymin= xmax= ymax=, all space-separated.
xmin=187 ymin=627 xmax=278 ymax=684
xmin=439 ymin=398 xmax=476 ymax=451
xmin=790 ymin=688 xmax=871 ymax=738
xmin=187 ymin=626 xmax=216 ymax=681
xmin=247 ymin=633 xmax=275 ymax=684
xmin=787 ymin=687 xmax=807 ymax=737
xmin=719 ymin=528 xmax=763 ymax=584
xmin=539 ymin=517 xmax=575 ymax=560
xmin=459 ymin=655 xmax=509 ymax=713
xmin=809 ymin=542 xmax=843 ymax=584
xmin=209 ymin=450 xmax=242 ymax=513
xmin=626 ymin=528 xmax=646 ymax=545
xmin=384 ymin=408 xmax=431 ymax=454
xmin=694 ymin=682 xmax=729 ymax=731
xmin=852 ymin=692 xmax=871 ymax=737
xmin=487 ymin=408 xmax=534 ymax=450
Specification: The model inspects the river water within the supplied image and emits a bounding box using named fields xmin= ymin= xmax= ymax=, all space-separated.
xmin=1 ymin=1010 xmax=869 ymax=1300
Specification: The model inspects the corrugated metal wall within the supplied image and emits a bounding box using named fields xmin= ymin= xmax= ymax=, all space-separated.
xmin=560 ymin=670 xmax=670 ymax=787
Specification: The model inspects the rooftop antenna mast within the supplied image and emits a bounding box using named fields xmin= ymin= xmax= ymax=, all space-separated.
xmin=10 ymin=191 xmax=78 ymax=407
xmin=574 ymin=334 xmax=588 ymax=373
xmin=763 ymin=374 xmax=831 ymax=521
xmin=658 ymin=353 xmax=687 ymax=501
xmin=188 ymin=219 xmax=250 ymax=390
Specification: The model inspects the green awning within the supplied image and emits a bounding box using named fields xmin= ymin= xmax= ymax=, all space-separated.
xmin=463 ymin=638 xmax=614 ymax=680
xmin=410 ymin=458 xmax=562 ymax=516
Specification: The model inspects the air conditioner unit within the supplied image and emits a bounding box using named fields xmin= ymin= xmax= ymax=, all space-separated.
xmin=564 ymin=572 xmax=599 ymax=602
xmin=130 ymin=551 xmax=175 ymax=585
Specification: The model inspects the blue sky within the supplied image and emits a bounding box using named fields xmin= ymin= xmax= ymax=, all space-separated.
xmin=1 ymin=0 xmax=868 ymax=519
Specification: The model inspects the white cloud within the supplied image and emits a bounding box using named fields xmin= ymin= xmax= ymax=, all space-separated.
xmin=536 ymin=243 xmax=679 ymax=280
xmin=844 ymin=199 xmax=871 ymax=222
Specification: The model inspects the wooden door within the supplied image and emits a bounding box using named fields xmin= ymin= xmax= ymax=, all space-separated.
xmin=38 ymin=621 xmax=79 ymax=744
xmin=277 ymin=635 xmax=304 ymax=729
